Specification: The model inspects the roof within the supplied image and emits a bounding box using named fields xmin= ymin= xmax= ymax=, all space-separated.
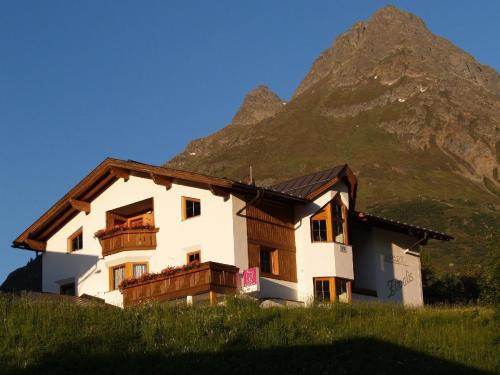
xmin=12 ymin=158 xmax=315 ymax=251
xmin=352 ymin=212 xmax=453 ymax=241
xmin=269 ymin=165 xmax=346 ymax=198
xmin=12 ymin=157 xmax=450 ymax=252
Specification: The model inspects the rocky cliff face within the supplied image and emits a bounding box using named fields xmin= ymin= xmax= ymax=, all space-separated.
xmin=166 ymin=6 xmax=500 ymax=273
xmin=294 ymin=5 xmax=500 ymax=188
xmin=232 ymin=85 xmax=285 ymax=127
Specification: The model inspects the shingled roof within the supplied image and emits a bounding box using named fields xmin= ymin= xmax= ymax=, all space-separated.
xmin=268 ymin=165 xmax=347 ymax=199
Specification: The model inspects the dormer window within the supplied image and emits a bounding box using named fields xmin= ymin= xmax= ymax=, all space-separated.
xmin=68 ymin=227 xmax=83 ymax=252
xmin=182 ymin=197 xmax=201 ymax=220
xmin=311 ymin=195 xmax=348 ymax=244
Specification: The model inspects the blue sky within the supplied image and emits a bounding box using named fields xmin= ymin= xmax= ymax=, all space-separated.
xmin=1 ymin=1 xmax=499 ymax=284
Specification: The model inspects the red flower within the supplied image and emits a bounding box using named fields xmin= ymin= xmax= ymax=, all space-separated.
xmin=94 ymin=223 xmax=155 ymax=239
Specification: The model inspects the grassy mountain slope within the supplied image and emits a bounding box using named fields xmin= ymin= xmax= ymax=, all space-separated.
xmin=166 ymin=6 xmax=500 ymax=274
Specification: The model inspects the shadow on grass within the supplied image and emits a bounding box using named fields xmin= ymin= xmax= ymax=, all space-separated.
xmin=7 ymin=337 xmax=494 ymax=375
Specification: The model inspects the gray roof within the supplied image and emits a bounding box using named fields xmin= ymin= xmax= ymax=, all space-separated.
xmin=353 ymin=212 xmax=453 ymax=241
xmin=268 ymin=165 xmax=346 ymax=198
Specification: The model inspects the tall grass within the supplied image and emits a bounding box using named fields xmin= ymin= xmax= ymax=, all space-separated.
xmin=0 ymin=294 xmax=498 ymax=374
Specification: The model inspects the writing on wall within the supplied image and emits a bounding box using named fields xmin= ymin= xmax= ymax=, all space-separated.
xmin=387 ymin=270 xmax=414 ymax=298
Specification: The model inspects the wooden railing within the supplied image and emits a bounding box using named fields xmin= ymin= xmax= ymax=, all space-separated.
xmin=98 ymin=228 xmax=159 ymax=257
xmin=121 ymin=262 xmax=239 ymax=307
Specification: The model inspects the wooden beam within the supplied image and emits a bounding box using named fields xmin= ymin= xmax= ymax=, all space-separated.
xmin=81 ymin=174 xmax=116 ymax=202
xmin=150 ymin=173 xmax=172 ymax=190
xmin=209 ymin=185 xmax=230 ymax=201
xmin=24 ymin=239 xmax=46 ymax=251
xmin=109 ymin=166 xmax=130 ymax=181
xmin=69 ymin=199 xmax=91 ymax=214
xmin=37 ymin=207 xmax=77 ymax=240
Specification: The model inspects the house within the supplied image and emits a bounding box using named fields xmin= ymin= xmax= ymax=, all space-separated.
xmin=12 ymin=158 xmax=452 ymax=307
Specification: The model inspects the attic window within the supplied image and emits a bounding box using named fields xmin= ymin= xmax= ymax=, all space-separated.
xmin=310 ymin=195 xmax=348 ymax=244
xmin=182 ymin=197 xmax=201 ymax=220
xmin=68 ymin=227 xmax=83 ymax=252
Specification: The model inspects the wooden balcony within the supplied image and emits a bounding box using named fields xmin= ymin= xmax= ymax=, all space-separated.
xmin=98 ymin=228 xmax=159 ymax=257
xmin=121 ymin=262 xmax=239 ymax=307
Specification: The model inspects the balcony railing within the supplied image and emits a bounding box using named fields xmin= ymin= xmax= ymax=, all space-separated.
xmin=98 ymin=228 xmax=159 ymax=257
xmin=121 ymin=261 xmax=239 ymax=307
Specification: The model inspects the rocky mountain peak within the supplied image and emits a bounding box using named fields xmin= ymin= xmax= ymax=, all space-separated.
xmin=231 ymin=85 xmax=285 ymax=126
xmin=293 ymin=5 xmax=500 ymax=98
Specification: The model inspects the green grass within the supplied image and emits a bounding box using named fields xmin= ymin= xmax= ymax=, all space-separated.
xmin=1 ymin=294 xmax=498 ymax=374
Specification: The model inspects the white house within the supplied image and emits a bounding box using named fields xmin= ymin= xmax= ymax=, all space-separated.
xmin=12 ymin=158 xmax=452 ymax=307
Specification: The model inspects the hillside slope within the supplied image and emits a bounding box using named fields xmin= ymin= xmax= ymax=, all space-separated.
xmin=167 ymin=6 xmax=500 ymax=274
xmin=1 ymin=296 xmax=498 ymax=374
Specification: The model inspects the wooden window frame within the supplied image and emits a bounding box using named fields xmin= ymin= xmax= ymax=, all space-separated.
xmin=181 ymin=197 xmax=201 ymax=220
xmin=67 ymin=227 xmax=83 ymax=253
xmin=313 ymin=277 xmax=352 ymax=303
xmin=259 ymin=247 xmax=279 ymax=277
xmin=331 ymin=195 xmax=348 ymax=245
xmin=186 ymin=250 xmax=201 ymax=263
xmin=132 ymin=262 xmax=149 ymax=278
xmin=108 ymin=262 xmax=149 ymax=291
xmin=310 ymin=195 xmax=349 ymax=245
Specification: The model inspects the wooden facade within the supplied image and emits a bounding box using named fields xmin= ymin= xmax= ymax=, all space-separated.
xmin=246 ymin=200 xmax=297 ymax=282
xmin=99 ymin=228 xmax=159 ymax=257
xmin=121 ymin=262 xmax=239 ymax=307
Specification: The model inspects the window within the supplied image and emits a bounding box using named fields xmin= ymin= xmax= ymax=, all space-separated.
xmin=133 ymin=263 xmax=147 ymax=278
xmin=335 ymin=278 xmax=349 ymax=303
xmin=314 ymin=278 xmax=331 ymax=302
xmin=109 ymin=262 xmax=149 ymax=290
xmin=312 ymin=219 xmax=328 ymax=241
xmin=310 ymin=195 xmax=347 ymax=244
xmin=187 ymin=251 xmax=201 ymax=263
xmin=112 ymin=265 xmax=126 ymax=290
xmin=314 ymin=277 xmax=352 ymax=303
xmin=260 ymin=249 xmax=271 ymax=273
xmin=182 ymin=197 xmax=201 ymax=220
xmin=60 ymin=282 xmax=75 ymax=296
xmin=67 ymin=227 xmax=83 ymax=252
xmin=259 ymin=247 xmax=279 ymax=275
xmin=332 ymin=198 xmax=345 ymax=244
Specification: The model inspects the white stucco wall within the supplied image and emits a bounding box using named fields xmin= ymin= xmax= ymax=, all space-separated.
xmin=258 ymin=277 xmax=298 ymax=301
xmin=293 ymin=183 xmax=352 ymax=303
xmin=351 ymin=226 xmax=424 ymax=306
xmin=43 ymin=176 xmax=247 ymax=306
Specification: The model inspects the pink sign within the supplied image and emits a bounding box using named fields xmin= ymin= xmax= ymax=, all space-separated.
xmin=241 ymin=267 xmax=260 ymax=293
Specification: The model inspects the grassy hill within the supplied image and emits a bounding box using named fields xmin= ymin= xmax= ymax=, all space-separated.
xmin=1 ymin=294 xmax=498 ymax=374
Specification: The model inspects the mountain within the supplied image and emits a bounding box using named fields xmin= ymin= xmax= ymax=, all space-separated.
xmin=166 ymin=6 xmax=500 ymax=274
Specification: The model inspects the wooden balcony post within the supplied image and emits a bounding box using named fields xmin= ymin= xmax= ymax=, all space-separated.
xmin=209 ymin=290 xmax=217 ymax=305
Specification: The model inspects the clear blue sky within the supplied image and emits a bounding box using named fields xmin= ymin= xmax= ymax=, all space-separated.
xmin=1 ymin=1 xmax=499 ymax=284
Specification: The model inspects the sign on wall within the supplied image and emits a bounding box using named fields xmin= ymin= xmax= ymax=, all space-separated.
xmin=240 ymin=267 xmax=260 ymax=293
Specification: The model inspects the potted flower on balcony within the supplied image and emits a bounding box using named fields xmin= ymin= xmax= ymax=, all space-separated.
xmin=94 ymin=223 xmax=156 ymax=240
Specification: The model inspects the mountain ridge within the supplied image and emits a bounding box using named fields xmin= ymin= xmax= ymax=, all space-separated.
xmin=166 ymin=5 xmax=500 ymax=273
